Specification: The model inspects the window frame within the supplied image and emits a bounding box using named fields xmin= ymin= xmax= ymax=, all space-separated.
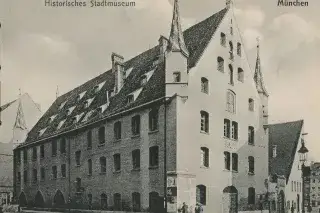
xmin=149 ymin=109 xmax=159 ymax=132
xmin=131 ymin=115 xmax=141 ymax=136
xmin=201 ymin=77 xmax=209 ymax=94
xmin=200 ymin=111 xmax=209 ymax=133
xmin=200 ymin=147 xmax=209 ymax=168
xmin=113 ymin=153 xmax=121 ymax=172
xmin=114 ymin=121 xmax=122 ymax=140
xmin=132 ymin=149 xmax=141 ymax=170
xmin=149 ymin=146 xmax=159 ymax=168
xmin=100 ymin=157 xmax=107 ymax=174
xmin=173 ymin=72 xmax=181 ymax=83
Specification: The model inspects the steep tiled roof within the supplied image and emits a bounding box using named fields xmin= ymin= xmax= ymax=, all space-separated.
xmin=269 ymin=120 xmax=304 ymax=183
xmin=22 ymin=8 xmax=228 ymax=144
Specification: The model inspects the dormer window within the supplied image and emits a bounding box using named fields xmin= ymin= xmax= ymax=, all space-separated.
xmin=140 ymin=75 xmax=147 ymax=86
xmin=49 ymin=115 xmax=57 ymax=123
xmin=38 ymin=128 xmax=47 ymax=137
xmin=67 ymin=106 xmax=76 ymax=116
xmin=82 ymin=110 xmax=94 ymax=123
xmin=57 ymin=120 xmax=66 ymax=130
xmin=77 ymin=91 xmax=86 ymax=101
xmin=99 ymin=103 xmax=109 ymax=114
xmin=127 ymin=95 xmax=134 ymax=104
xmin=84 ymin=98 xmax=94 ymax=108
xmin=94 ymin=81 xmax=106 ymax=93
xmin=58 ymin=101 xmax=67 ymax=110
xmin=173 ymin=72 xmax=181 ymax=83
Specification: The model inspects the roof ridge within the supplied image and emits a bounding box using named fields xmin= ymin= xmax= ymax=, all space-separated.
xmin=269 ymin=119 xmax=304 ymax=126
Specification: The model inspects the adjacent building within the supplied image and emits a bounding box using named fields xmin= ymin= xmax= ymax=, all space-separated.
xmin=13 ymin=0 xmax=270 ymax=212
xmin=310 ymin=162 xmax=320 ymax=208
xmin=268 ymin=120 xmax=306 ymax=213
xmin=0 ymin=93 xmax=42 ymax=206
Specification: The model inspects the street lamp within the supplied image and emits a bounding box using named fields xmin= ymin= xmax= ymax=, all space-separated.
xmin=298 ymin=137 xmax=309 ymax=213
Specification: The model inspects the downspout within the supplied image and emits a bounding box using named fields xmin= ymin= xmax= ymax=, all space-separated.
xmin=164 ymin=97 xmax=167 ymax=213
xmin=68 ymin=137 xmax=71 ymax=213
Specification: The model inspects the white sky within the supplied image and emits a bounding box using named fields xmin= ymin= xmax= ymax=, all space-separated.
xmin=1 ymin=0 xmax=320 ymax=160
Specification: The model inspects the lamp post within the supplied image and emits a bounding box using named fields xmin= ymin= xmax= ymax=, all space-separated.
xmin=298 ymin=136 xmax=309 ymax=213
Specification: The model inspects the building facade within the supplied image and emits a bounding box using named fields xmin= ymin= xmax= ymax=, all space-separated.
xmin=310 ymin=162 xmax=320 ymax=208
xmin=13 ymin=0 xmax=270 ymax=212
xmin=269 ymin=120 xmax=306 ymax=213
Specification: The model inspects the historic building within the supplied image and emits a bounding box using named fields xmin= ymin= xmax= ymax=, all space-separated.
xmin=13 ymin=0 xmax=270 ymax=212
xmin=310 ymin=162 xmax=320 ymax=208
xmin=0 ymin=93 xmax=42 ymax=206
xmin=268 ymin=120 xmax=307 ymax=213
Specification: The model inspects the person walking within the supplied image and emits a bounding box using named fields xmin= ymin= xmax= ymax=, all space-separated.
xmin=180 ymin=202 xmax=188 ymax=213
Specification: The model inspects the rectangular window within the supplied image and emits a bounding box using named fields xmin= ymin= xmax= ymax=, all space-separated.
xmin=33 ymin=169 xmax=37 ymax=183
xmin=200 ymin=111 xmax=209 ymax=133
xmin=132 ymin=193 xmax=141 ymax=212
xmin=88 ymin=159 xmax=92 ymax=175
xmin=52 ymin=141 xmax=57 ymax=156
xmin=17 ymin=172 xmax=21 ymax=183
xmin=131 ymin=115 xmax=141 ymax=136
xmin=40 ymin=167 xmax=45 ymax=181
xmin=52 ymin=166 xmax=57 ymax=179
xmin=231 ymin=121 xmax=238 ymax=140
xmin=220 ymin=32 xmax=226 ymax=46
xmin=23 ymin=149 xmax=28 ymax=163
xmin=23 ymin=170 xmax=28 ymax=184
xmin=100 ymin=157 xmax=106 ymax=174
xmin=114 ymin=121 xmax=122 ymax=140
xmin=32 ymin=147 xmax=37 ymax=161
xmin=60 ymin=138 xmax=66 ymax=154
xmin=113 ymin=154 xmax=121 ymax=172
xmin=132 ymin=150 xmax=141 ymax=170
xmin=200 ymin=147 xmax=209 ymax=168
xmin=248 ymin=188 xmax=255 ymax=205
xmin=40 ymin=145 xmax=45 ymax=159
xmin=114 ymin=194 xmax=121 ymax=211
xmin=98 ymin=126 xmax=106 ymax=144
xmin=232 ymin=153 xmax=238 ymax=172
xmin=224 ymin=119 xmax=230 ymax=138
xmin=149 ymin=109 xmax=159 ymax=132
xmin=173 ymin=72 xmax=181 ymax=83
xmin=248 ymin=156 xmax=255 ymax=174
xmin=61 ymin=164 xmax=66 ymax=178
xmin=248 ymin=126 xmax=255 ymax=145
xmin=237 ymin=42 xmax=242 ymax=56
xmin=149 ymin=146 xmax=159 ymax=167
xmin=75 ymin=151 xmax=81 ymax=166
xmin=87 ymin=130 xmax=92 ymax=149
xmin=224 ymin=152 xmax=230 ymax=170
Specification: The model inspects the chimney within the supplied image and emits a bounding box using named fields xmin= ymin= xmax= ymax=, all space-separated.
xmin=112 ymin=53 xmax=125 ymax=94
xmin=158 ymin=35 xmax=168 ymax=61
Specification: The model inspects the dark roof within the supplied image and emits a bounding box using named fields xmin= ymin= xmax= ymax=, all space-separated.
xmin=269 ymin=120 xmax=304 ymax=183
xmin=0 ymin=100 xmax=17 ymax=112
xmin=22 ymin=8 xmax=228 ymax=145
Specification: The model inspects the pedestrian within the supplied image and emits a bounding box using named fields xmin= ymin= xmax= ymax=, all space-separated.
xmin=307 ymin=205 xmax=312 ymax=213
xmin=180 ymin=202 xmax=188 ymax=213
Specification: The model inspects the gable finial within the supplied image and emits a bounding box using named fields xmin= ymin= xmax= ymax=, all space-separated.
xmin=56 ymin=86 xmax=59 ymax=99
xmin=168 ymin=0 xmax=189 ymax=58
xmin=226 ymin=0 xmax=233 ymax=8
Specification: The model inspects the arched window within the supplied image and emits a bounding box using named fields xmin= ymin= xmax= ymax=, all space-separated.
xmin=232 ymin=153 xmax=238 ymax=172
xmin=224 ymin=151 xmax=231 ymax=170
xmin=200 ymin=111 xmax=209 ymax=133
xmin=220 ymin=32 xmax=226 ymax=46
xmin=217 ymin=57 xmax=224 ymax=72
xmin=248 ymin=156 xmax=255 ymax=174
xmin=196 ymin=185 xmax=206 ymax=205
xmin=237 ymin=68 xmax=244 ymax=82
xmin=98 ymin=126 xmax=105 ymax=144
xmin=237 ymin=42 xmax=242 ymax=56
xmin=100 ymin=193 xmax=108 ymax=210
xmin=226 ymin=90 xmax=236 ymax=113
xmin=201 ymin=77 xmax=209 ymax=94
xmin=229 ymin=64 xmax=234 ymax=85
xmin=248 ymin=98 xmax=254 ymax=111
xmin=114 ymin=193 xmax=121 ymax=211
xmin=200 ymin=147 xmax=209 ymax=168
xmin=229 ymin=41 xmax=234 ymax=60
xmin=248 ymin=187 xmax=255 ymax=205
xmin=100 ymin=157 xmax=107 ymax=174
xmin=132 ymin=192 xmax=141 ymax=211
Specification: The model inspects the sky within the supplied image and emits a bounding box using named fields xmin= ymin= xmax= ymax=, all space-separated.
xmin=0 ymin=0 xmax=320 ymax=160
